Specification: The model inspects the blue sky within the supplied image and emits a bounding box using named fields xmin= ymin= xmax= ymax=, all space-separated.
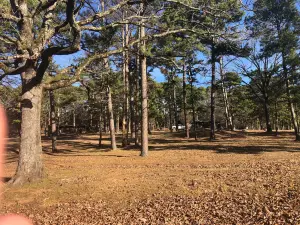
xmin=54 ymin=52 xmax=169 ymax=83
xmin=149 ymin=68 xmax=165 ymax=82
xmin=54 ymin=51 xmax=235 ymax=86
xmin=53 ymin=0 xmax=254 ymax=86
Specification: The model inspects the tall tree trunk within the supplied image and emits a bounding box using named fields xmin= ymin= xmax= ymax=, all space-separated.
xmin=122 ymin=20 xmax=130 ymax=147
xmin=135 ymin=52 xmax=140 ymax=145
xmin=277 ymin=21 xmax=300 ymax=140
xmin=169 ymin=102 xmax=173 ymax=132
xmin=104 ymin=57 xmax=117 ymax=150
xmin=116 ymin=114 xmax=120 ymax=133
xmin=263 ymin=94 xmax=272 ymax=133
xmin=171 ymin=69 xmax=178 ymax=131
xmin=89 ymin=113 xmax=93 ymax=131
xmin=99 ymin=104 xmax=103 ymax=148
xmin=182 ymin=62 xmax=189 ymax=138
xmin=210 ymin=45 xmax=216 ymax=140
xmin=167 ymin=76 xmax=173 ymax=132
xmin=174 ymin=89 xmax=178 ymax=131
xmin=130 ymin=81 xmax=135 ymax=139
xmin=72 ymin=103 xmax=76 ymax=133
xmin=57 ymin=103 xmax=60 ymax=136
xmin=130 ymin=102 xmax=135 ymax=139
xmin=48 ymin=108 xmax=51 ymax=137
xmin=275 ymin=101 xmax=279 ymax=136
xmin=107 ymin=85 xmax=117 ymax=150
xmin=140 ymin=2 xmax=148 ymax=157
xmin=44 ymin=117 xmax=48 ymax=136
xmin=189 ymin=68 xmax=197 ymax=140
xmin=10 ymin=68 xmax=43 ymax=185
xmin=49 ymin=90 xmax=57 ymax=152
xmin=219 ymin=57 xmax=233 ymax=131
xmin=103 ymin=105 xmax=107 ymax=133
xmin=282 ymin=55 xmax=300 ymax=140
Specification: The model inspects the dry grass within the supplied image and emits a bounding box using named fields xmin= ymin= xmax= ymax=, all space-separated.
xmin=1 ymin=130 xmax=300 ymax=224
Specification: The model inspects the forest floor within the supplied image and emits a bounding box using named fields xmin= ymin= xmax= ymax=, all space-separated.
xmin=1 ymin=130 xmax=300 ymax=224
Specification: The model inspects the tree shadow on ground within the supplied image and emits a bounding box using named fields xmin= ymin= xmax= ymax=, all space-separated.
xmin=6 ymin=141 xmax=19 ymax=154
xmin=5 ymin=155 xmax=19 ymax=164
xmin=44 ymin=152 xmax=129 ymax=157
xmin=147 ymin=130 xmax=300 ymax=154
xmin=6 ymin=131 xmax=300 ymax=159
xmin=42 ymin=140 xmax=132 ymax=158
xmin=148 ymin=142 xmax=300 ymax=154
xmin=5 ymin=141 xmax=19 ymax=164
xmin=244 ymin=131 xmax=294 ymax=137
xmin=43 ymin=142 xmax=113 ymax=153
xmin=42 ymin=134 xmax=80 ymax=141
xmin=77 ymin=134 xmax=125 ymax=142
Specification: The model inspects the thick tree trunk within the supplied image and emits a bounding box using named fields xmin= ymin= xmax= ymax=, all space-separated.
xmin=140 ymin=5 xmax=148 ymax=157
xmin=263 ymin=95 xmax=272 ymax=133
xmin=210 ymin=46 xmax=216 ymax=140
xmin=182 ymin=62 xmax=189 ymax=138
xmin=10 ymin=68 xmax=43 ymax=185
xmin=107 ymin=86 xmax=117 ymax=150
xmin=49 ymin=90 xmax=57 ymax=152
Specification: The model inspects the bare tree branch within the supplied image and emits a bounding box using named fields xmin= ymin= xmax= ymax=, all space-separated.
xmin=31 ymin=0 xmax=59 ymax=17
xmin=0 ymin=35 xmax=17 ymax=45
xmin=43 ymin=28 xmax=192 ymax=90
xmin=0 ymin=61 xmax=27 ymax=76
xmin=78 ymin=0 xmax=130 ymax=26
xmin=0 ymin=10 xmax=20 ymax=22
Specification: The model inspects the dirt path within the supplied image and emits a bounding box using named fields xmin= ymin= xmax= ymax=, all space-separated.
xmin=1 ymin=131 xmax=300 ymax=224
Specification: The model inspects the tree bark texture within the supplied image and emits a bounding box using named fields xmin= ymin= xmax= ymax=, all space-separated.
xmin=140 ymin=3 xmax=148 ymax=157
xmin=135 ymin=51 xmax=140 ymax=145
xmin=107 ymin=86 xmax=117 ymax=150
xmin=122 ymin=20 xmax=130 ymax=147
xmin=10 ymin=68 xmax=43 ymax=185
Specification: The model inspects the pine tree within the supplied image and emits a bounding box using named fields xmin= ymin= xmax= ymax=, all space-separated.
xmin=247 ymin=0 xmax=300 ymax=140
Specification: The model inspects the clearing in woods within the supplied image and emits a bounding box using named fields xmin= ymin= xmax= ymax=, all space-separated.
xmin=1 ymin=130 xmax=300 ymax=224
